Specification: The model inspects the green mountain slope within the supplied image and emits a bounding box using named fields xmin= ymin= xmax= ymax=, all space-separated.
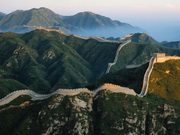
xmin=97 ymin=59 xmax=180 ymax=103
xmin=63 ymin=11 xmax=141 ymax=37
xmin=93 ymin=91 xmax=180 ymax=135
xmin=0 ymin=79 xmax=29 ymax=98
xmin=110 ymin=42 xmax=180 ymax=72
xmin=0 ymin=7 xmax=64 ymax=32
xmin=0 ymin=30 xmax=180 ymax=96
xmin=0 ymin=29 xmax=119 ymax=96
xmin=120 ymin=33 xmax=159 ymax=44
xmin=107 ymin=33 xmax=159 ymax=45
xmin=0 ymin=91 xmax=179 ymax=135
xmin=97 ymin=63 xmax=148 ymax=94
xmin=149 ymin=60 xmax=180 ymax=103
xmin=64 ymin=11 xmax=115 ymax=29
xmin=161 ymin=41 xmax=180 ymax=49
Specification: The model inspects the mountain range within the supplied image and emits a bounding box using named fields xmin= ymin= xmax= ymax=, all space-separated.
xmin=161 ymin=41 xmax=180 ymax=49
xmin=0 ymin=8 xmax=180 ymax=134
xmin=0 ymin=29 xmax=180 ymax=98
xmin=107 ymin=33 xmax=159 ymax=44
xmin=0 ymin=7 xmax=143 ymax=37
xmin=0 ymin=29 xmax=119 ymax=97
xmin=0 ymin=57 xmax=180 ymax=134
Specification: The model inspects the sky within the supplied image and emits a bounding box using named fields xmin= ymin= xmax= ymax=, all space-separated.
xmin=1 ymin=0 xmax=180 ymax=41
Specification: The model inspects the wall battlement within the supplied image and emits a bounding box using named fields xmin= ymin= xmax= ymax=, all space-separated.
xmin=1 ymin=52 xmax=178 ymax=106
xmin=0 ymin=83 xmax=136 ymax=106
xmin=155 ymin=56 xmax=180 ymax=63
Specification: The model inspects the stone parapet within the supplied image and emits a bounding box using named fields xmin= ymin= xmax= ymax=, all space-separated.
xmin=139 ymin=53 xmax=180 ymax=97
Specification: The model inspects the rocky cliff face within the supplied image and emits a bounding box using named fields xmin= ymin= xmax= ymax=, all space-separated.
xmin=0 ymin=90 xmax=179 ymax=135
xmin=94 ymin=91 xmax=180 ymax=135
xmin=0 ymin=93 xmax=94 ymax=135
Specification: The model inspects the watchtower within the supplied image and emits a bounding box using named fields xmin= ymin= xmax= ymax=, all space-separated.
xmin=152 ymin=53 xmax=166 ymax=63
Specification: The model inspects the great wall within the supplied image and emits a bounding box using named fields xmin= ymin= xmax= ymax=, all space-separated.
xmin=0 ymin=36 xmax=132 ymax=106
xmin=138 ymin=57 xmax=156 ymax=97
xmin=0 ymin=84 xmax=136 ymax=106
xmin=138 ymin=53 xmax=180 ymax=97
xmin=105 ymin=40 xmax=131 ymax=73
xmin=24 ymin=26 xmax=120 ymax=43
xmin=0 ymin=43 xmax=180 ymax=105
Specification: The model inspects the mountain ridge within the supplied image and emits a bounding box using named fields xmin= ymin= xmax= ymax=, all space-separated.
xmin=161 ymin=41 xmax=180 ymax=49
xmin=0 ymin=30 xmax=180 ymax=97
xmin=107 ymin=33 xmax=159 ymax=45
xmin=0 ymin=7 xmax=143 ymax=37
xmin=98 ymin=59 xmax=180 ymax=103
xmin=0 ymin=12 xmax=5 ymax=20
xmin=0 ymin=29 xmax=119 ymax=97
xmin=0 ymin=7 xmax=64 ymax=32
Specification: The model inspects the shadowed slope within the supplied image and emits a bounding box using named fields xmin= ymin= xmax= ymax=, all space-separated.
xmin=0 ymin=29 xmax=119 ymax=95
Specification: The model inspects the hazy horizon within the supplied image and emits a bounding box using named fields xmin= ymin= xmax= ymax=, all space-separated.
xmin=1 ymin=0 xmax=180 ymax=41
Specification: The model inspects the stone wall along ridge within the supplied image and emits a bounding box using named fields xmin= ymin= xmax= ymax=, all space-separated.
xmin=106 ymin=40 xmax=131 ymax=74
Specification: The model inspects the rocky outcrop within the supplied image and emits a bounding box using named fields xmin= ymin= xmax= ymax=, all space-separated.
xmin=93 ymin=91 xmax=180 ymax=135
xmin=0 ymin=89 xmax=179 ymax=135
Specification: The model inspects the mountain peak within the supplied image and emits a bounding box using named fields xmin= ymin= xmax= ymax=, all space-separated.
xmin=30 ymin=7 xmax=53 ymax=12
xmin=72 ymin=11 xmax=102 ymax=19
xmin=0 ymin=7 xmax=143 ymax=37
xmin=0 ymin=7 xmax=63 ymax=32
xmin=76 ymin=11 xmax=96 ymax=16
xmin=8 ymin=7 xmax=56 ymax=16
xmin=120 ymin=33 xmax=159 ymax=44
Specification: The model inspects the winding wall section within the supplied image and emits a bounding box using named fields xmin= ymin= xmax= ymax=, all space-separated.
xmin=0 ymin=84 xmax=136 ymax=106
xmin=106 ymin=40 xmax=131 ymax=74
xmin=138 ymin=55 xmax=180 ymax=97
xmin=0 ymin=88 xmax=91 ymax=106
xmin=138 ymin=57 xmax=156 ymax=97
